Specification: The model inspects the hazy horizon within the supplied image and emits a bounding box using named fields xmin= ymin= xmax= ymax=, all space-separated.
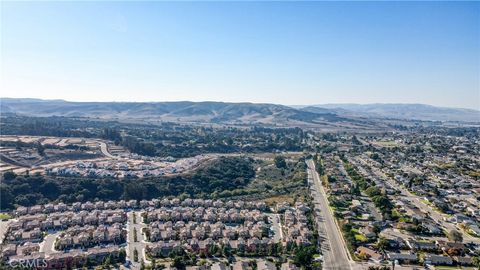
xmin=2 ymin=96 xmax=479 ymax=111
xmin=1 ymin=1 xmax=479 ymax=110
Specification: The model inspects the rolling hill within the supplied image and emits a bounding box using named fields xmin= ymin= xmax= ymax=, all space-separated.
xmin=0 ymin=98 xmax=340 ymax=126
xmin=2 ymin=98 xmax=477 ymax=127
xmin=300 ymin=103 xmax=480 ymax=123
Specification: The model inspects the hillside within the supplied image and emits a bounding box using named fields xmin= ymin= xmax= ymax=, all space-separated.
xmin=301 ymin=103 xmax=480 ymax=122
xmin=0 ymin=98 xmax=338 ymax=126
xmin=3 ymin=98 xmax=476 ymax=129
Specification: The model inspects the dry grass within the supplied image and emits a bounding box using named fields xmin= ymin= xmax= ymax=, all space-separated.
xmin=261 ymin=194 xmax=302 ymax=206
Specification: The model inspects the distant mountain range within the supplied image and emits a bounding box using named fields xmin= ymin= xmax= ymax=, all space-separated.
xmin=0 ymin=98 xmax=342 ymax=126
xmin=1 ymin=98 xmax=478 ymax=126
xmin=299 ymin=103 xmax=480 ymax=122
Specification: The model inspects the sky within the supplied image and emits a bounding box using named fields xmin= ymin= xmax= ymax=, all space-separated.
xmin=1 ymin=1 xmax=479 ymax=109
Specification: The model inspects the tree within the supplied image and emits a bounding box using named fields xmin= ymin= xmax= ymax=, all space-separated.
xmin=151 ymin=258 xmax=156 ymax=269
xmin=2 ymin=171 xmax=17 ymax=181
xmin=103 ymin=255 xmax=111 ymax=267
xmin=133 ymin=227 xmax=138 ymax=242
xmin=376 ymin=237 xmax=389 ymax=254
xmin=0 ymin=185 xmax=13 ymax=209
xmin=274 ymin=155 xmax=287 ymax=169
xmin=448 ymin=229 xmax=463 ymax=243
xmin=133 ymin=248 xmax=139 ymax=262
xmin=472 ymin=256 xmax=480 ymax=270
xmin=293 ymin=246 xmax=316 ymax=268
xmin=172 ymin=256 xmax=186 ymax=270
xmin=36 ymin=143 xmax=45 ymax=156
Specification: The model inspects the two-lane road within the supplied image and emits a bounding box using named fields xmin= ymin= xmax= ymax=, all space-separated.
xmin=97 ymin=141 xmax=118 ymax=159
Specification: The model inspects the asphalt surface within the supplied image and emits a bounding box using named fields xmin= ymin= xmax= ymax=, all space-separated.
xmin=0 ymin=220 xmax=12 ymax=245
xmin=268 ymin=214 xmax=283 ymax=243
xmin=39 ymin=232 xmax=62 ymax=255
xmin=306 ymin=159 xmax=353 ymax=270
xmin=126 ymin=211 xmax=148 ymax=270
xmin=98 ymin=141 xmax=118 ymax=159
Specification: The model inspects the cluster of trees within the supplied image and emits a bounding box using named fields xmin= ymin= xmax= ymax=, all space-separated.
xmin=99 ymin=250 xmax=127 ymax=269
xmin=472 ymin=256 xmax=480 ymax=269
xmin=364 ymin=186 xmax=393 ymax=218
xmin=314 ymin=155 xmax=324 ymax=175
xmin=293 ymin=246 xmax=320 ymax=270
xmin=0 ymin=157 xmax=255 ymax=209
xmin=126 ymin=126 xmax=305 ymax=158
xmin=101 ymin=128 xmax=122 ymax=143
xmin=1 ymin=116 xmax=306 ymax=158
xmin=166 ymin=247 xmax=198 ymax=270
xmin=121 ymin=136 xmax=156 ymax=156
xmin=367 ymin=266 xmax=391 ymax=270
xmin=0 ymin=140 xmax=89 ymax=155
xmin=0 ymin=116 xmax=97 ymax=138
xmin=342 ymin=222 xmax=382 ymax=258
xmin=341 ymin=223 xmax=358 ymax=255
xmin=344 ymin=162 xmax=394 ymax=219
xmin=245 ymin=158 xmax=308 ymax=202
xmin=147 ymin=243 xmax=317 ymax=270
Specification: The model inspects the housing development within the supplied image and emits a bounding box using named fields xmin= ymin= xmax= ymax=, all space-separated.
xmin=1 ymin=112 xmax=479 ymax=270
xmin=2 ymin=0 xmax=479 ymax=268
xmin=310 ymin=131 xmax=480 ymax=269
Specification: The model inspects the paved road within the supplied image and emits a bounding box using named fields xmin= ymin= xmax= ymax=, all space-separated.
xmin=40 ymin=232 xmax=62 ymax=255
xmin=268 ymin=214 xmax=283 ymax=243
xmin=0 ymin=220 xmax=12 ymax=244
xmin=306 ymin=159 xmax=353 ymax=270
xmin=98 ymin=141 xmax=118 ymax=159
xmin=126 ymin=211 xmax=148 ymax=270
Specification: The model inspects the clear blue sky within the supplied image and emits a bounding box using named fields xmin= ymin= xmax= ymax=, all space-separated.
xmin=1 ymin=1 xmax=479 ymax=109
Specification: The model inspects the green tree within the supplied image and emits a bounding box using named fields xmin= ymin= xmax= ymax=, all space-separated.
xmin=375 ymin=237 xmax=389 ymax=254
xmin=448 ymin=229 xmax=463 ymax=243
xmin=133 ymin=248 xmax=139 ymax=262
xmin=472 ymin=256 xmax=480 ymax=270
xmin=172 ymin=256 xmax=186 ymax=270
xmin=151 ymin=258 xmax=156 ymax=269
xmin=293 ymin=246 xmax=316 ymax=268
xmin=274 ymin=155 xmax=287 ymax=169
xmin=36 ymin=143 xmax=45 ymax=156
xmin=133 ymin=227 xmax=138 ymax=242
xmin=2 ymin=171 xmax=17 ymax=181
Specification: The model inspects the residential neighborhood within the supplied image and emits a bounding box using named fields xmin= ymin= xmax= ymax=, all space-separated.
xmin=310 ymin=131 xmax=480 ymax=269
xmin=0 ymin=198 xmax=315 ymax=269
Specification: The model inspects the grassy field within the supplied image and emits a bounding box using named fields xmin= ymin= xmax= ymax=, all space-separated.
xmin=354 ymin=233 xmax=368 ymax=242
xmin=435 ymin=266 xmax=476 ymax=270
xmin=0 ymin=213 xmax=12 ymax=220
xmin=371 ymin=140 xmax=399 ymax=148
xmin=262 ymin=195 xmax=298 ymax=206
xmin=351 ymin=228 xmax=369 ymax=242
